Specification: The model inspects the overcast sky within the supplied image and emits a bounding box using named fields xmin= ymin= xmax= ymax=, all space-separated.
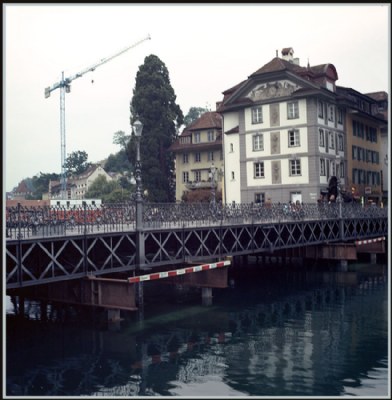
xmin=3 ymin=3 xmax=390 ymax=192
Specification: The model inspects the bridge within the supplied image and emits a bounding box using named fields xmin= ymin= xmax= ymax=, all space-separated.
xmin=6 ymin=201 xmax=388 ymax=292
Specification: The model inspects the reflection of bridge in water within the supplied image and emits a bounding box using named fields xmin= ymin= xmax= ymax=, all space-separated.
xmin=6 ymin=269 xmax=387 ymax=397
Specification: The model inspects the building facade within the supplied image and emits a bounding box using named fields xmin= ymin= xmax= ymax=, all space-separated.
xmin=336 ymin=88 xmax=387 ymax=204
xmin=217 ymin=48 xmax=385 ymax=205
xmin=170 ymin=112 xmax=223 ymax=202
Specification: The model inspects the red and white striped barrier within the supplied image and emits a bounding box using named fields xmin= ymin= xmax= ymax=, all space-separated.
xmin=128 ymin=260 xmax=231 ymax=284
xmin=355 ymin=236 xmax=385 ymax=246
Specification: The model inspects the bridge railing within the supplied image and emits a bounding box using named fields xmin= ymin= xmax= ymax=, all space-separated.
xmin=5 ymin=201 xmax=388 ymax=239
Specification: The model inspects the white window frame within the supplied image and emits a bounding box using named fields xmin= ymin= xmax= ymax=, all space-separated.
xmin=328 ymin=131 xmax=335 ymax=149
xmin=320 ymin=159 xmax=326 ymax=176
xmin=207 ymin=130 xmax=215 ymax=142
xmin=289 ymin=159 xmax=301 ymax=176
xmin=251 ymin=106 xmax=263 ymax=124
xmin=319 ymin=128 xmax=325 ymax=147
xmin=194 ymin=171 xmax=201 ymax=182
xmin=183 ymin=153 xmax=189 ymax=164
xmin=318 ymin=100 xmax=324 ymax=118
xmin=194 ymin=132 xmax=201 ymax=143
xmin=288 ymin=129 xmax=300 ymax=147
xmin=253 ymin=133 xmax=264 ymax=151
xmin=254 ymin=161 xmax=265 ymax=178
xmin=287 ymin=101 xmax=299 ymax=119
xmin=182 ymin=171 xmax=189 ymax=183
xmin=195 ymin=152 xmax=201 ymax=162
xmin=208 ymin=151 xmax=214 ymax=161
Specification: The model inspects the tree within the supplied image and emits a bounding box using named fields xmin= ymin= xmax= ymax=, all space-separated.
xmin=64 ymin=150 xmax=92 ymax=176
xmin=112 ymin=130 xmax=131 ymax=150
xmin=104 ymin=150 xmax=131 ymax=174
xmin=24 ymin=172 xmax=60 ymax=200
xmin=183 ymin=107 xmax=209 ymax=127
xmin=85 ymin=175 xmax=131 ymax=203
xmin=129 ymin=54 xmax=184 ymax=202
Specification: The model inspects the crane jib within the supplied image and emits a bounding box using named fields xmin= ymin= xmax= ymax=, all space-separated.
xmin=43 ymin=34 xmax=151 ymax=198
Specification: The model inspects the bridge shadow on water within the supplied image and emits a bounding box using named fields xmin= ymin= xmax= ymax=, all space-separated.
xmin=5 ymin=258 xmax=389 ymax=397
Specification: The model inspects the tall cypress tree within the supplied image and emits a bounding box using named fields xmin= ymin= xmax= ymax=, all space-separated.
xmin=128 ymin=54 xmax=184 ymax=202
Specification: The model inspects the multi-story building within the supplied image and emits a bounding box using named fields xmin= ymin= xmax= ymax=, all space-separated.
xmin=217 ymin=47 xmax=385 ymax=205
xmin=364 ymin=91 xmax=389 ymax=205
xmin=336 ymin=87 xmax=387 ymax=205
xmin=170 ymin=112 xmax=223 ymax=202
xmin=49 ymin=164 xmax=113 ymax=200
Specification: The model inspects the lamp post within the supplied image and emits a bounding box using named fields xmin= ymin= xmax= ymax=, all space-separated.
xmin=132 ymin=118 xmax=145 ymax=318
xmin=133 ymin=119 xmax=143 ymax=231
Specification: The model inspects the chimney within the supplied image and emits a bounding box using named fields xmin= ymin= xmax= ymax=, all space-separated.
xmin=281 ymin=47 xmax=294 ymax=62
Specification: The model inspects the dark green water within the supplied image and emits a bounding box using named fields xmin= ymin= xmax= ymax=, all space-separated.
xmin=5 ymin=262 xmax=389 ymax=397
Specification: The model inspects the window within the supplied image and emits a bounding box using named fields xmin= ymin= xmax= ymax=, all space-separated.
xmin=328 ymin=131 xmax=335 ymax=149
xmin=183 ymin=153 xmax=189 ymax=164
xmin=287 ymin=101 xmax=299 ymax=119
xmin=195 ymin=152 xmax=201 ymax=162
xmin=207 ymin=130 xmax=215 ymax=142
xmin=339 ymin=162 xmax=345 ymax=178
xmin=328 ymin=105 xmax=334 ymax=122
xmin=255 ymin=193 xmax=265 ymax=204
xmin=337 ymin=108 xmax=343 ymax=124
xmin=252 ymin=106 xmax=263 ymax=124
xmin=288 ymin=129 xmax=300 ymax=147
xmin=182 ymin=172 xmax=189 ymax=183
xmin=319 ymin=129 xmax=325 ymax=147
xmin=254 ymin=162 xmax=265 ymax=178
xmin=253 ymin=133 xmax=264 ymax=151
xmin=289 ymin=159 xmax=301 ymax=176
xmin=208 ymin=151 xmax=214 ymax=161
xmin=194 ymin=132 xmax=201 ymax=143
xmin=194 ymin=171 xmax=201 ymax=182
xmin=318 ymin=100 xmax=324 ymax=118
xmin=352 ymin=146 xmax=357 ymax=160
xmin=338 ymin=135 xmax=344 ymax=151
xmin=320 ymin=159 xmax=326 ymax=176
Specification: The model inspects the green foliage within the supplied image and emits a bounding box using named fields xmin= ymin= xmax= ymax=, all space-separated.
xmin=64 ymin=150 xmax=92 ymax=176
xmin=85 ymin=175 xmax=132 ymax=203
xmin=112 ymin=130 xmax=131 ymax=150
xmin=184 ymin=107 xmax=209 ymax=127
xmin=104 ymin=149 xmax=131 ymax=174
xmin=27 ymin=172 xmax=60 ymax=200
xmin=129 ymin=54 xmax=184 ymax=202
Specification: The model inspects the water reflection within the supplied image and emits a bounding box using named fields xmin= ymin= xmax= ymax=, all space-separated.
xmin=5 ymin=264 xmax=389 ymax=397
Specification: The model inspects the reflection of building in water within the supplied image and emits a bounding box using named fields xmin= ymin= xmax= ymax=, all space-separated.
xmin=6 ymin=272 xmax=387 ymax=397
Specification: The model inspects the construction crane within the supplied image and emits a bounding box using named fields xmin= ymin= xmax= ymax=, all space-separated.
xmin=45 ymin=34 xmax=151 ymax=198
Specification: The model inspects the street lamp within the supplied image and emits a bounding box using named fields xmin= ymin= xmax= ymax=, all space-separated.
xmin=132 ymin=118 xmax=145 ymax=319
xmin=133 ymin=119 xmax=143 ymax=208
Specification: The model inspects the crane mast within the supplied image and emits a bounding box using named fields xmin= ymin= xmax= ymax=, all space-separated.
xmin=45 ymin=34 xmax=151 ymax=199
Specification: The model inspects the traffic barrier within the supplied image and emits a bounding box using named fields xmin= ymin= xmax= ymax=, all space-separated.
xmin=128 ymin=260 xmax=231 ymax=283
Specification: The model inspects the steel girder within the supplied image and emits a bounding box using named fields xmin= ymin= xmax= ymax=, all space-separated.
xmin=6 ymin=216 xmax=388 ymax=289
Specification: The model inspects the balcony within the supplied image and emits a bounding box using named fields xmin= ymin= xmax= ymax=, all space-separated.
xmin=185 ymin=180 xmax=217 ymax=190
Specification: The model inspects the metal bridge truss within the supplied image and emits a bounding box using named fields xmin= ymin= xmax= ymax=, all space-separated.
xmin=6 ymin=214 xmax=387 ymax=290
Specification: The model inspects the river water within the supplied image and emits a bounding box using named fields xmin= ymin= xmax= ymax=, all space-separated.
xmin=4 ymin=260 xmax=390 ymax=397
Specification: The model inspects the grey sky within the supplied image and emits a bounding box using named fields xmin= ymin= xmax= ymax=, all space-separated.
xmin=3 ymin=3 xmax=390 ymax=192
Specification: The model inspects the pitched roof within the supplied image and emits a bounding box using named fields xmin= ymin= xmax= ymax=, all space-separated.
xmin=187 ymin=112 xmax=222 ymax=131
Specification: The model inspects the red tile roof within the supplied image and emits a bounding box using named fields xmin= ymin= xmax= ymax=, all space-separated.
xmin=187 ymin=112 xmax=222 ymax=131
